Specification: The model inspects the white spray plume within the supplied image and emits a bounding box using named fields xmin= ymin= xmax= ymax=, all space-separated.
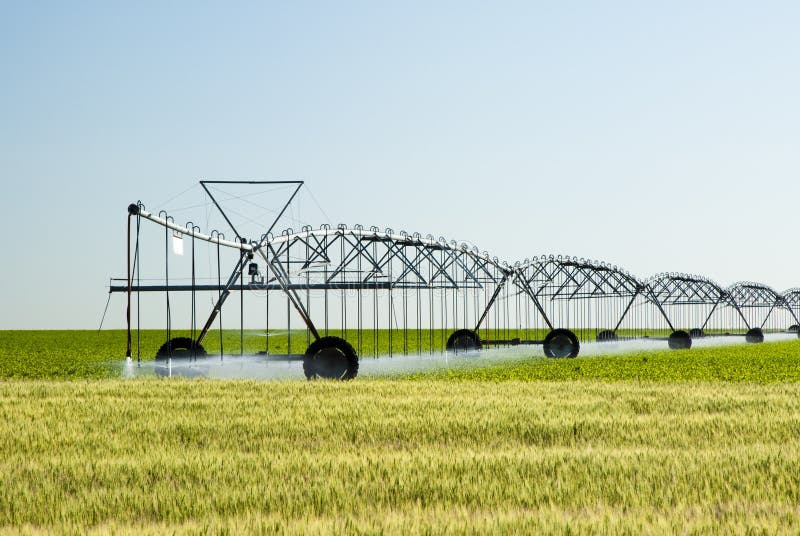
xmin=118 ymin=332 xmax=795 ymax=380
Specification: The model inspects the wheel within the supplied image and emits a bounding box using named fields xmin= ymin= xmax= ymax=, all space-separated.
xmin=745 ymin=328 xmax=764 ymax=344
xmin=543 ymin=329 xmax=580 ymax=358
xmin=789 ymin=324 xmax=800 ymax=333
xmin=445 ymin=329 xmax=482 ymax=353
xmin=596 ymin=330 xmax=618 ymax=343
xmin=689 ymin=328 xmax=703 ymax=338
xmin=668 ymin=330 xmax=692 ymax=350
xmin=155 ymin=337 xmax=207 ymax=377
xmin=303 ymin=336 xmax=359 ymax=380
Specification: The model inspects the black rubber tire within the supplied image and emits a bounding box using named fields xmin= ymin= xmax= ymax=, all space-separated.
xmin=445 ymin=329 xmax=483 ymax=353
xmin=745 ymin=328 xmax=764 ymax=344
xmin=668 ymin=330 xmax=692 ymax=350
xmin=789 ymin=324 xmax=800 ymax=333
xmin=543 ymin=329 xmax=580 ymax=358
xmin=303 ymin=336 xmax=359 ymax=380
xmin=689 ymin=328 xmax=704 ymax=338
xmin=154 ymin=337 xmax=207 ymax=377
xmin=596 ymin=330 xmax=618 ymax=343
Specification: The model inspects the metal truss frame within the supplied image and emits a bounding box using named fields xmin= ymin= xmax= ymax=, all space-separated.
xmin=507 ymin=256 xmax=674 ymax=334
xmin=646 ymin=273 xmax=749 ymax=330
xmin=727 ymin=282 xmax=800 ymax=329
xmin=114 ymin=180 xmax=800 ymax=360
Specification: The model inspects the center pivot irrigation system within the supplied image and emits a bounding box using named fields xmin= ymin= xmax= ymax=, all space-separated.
xmin=110 ymin=181 xmax=800 ymax=380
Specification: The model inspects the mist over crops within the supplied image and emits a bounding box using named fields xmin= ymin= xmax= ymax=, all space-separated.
xmin=3 ymin=329 xmax=799 ymax=382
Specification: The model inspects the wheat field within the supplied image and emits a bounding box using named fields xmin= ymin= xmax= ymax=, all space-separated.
xmin=2 ymin=378 xmax=799 ymax=534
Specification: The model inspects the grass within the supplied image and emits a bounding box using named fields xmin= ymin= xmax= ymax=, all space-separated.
xmin=402 ymin=339 xmax=800 ymax=383
xmin=2 ymin=330 xmax=800 ymax=532
xmin=2 ymin=329 xmax=799 ymax=381
xmin=0 ymin=326 xmax=747 ymax=374
xmin=2 ymin=379 xmax=800 ymax=533
xmin=0 ymin=329 xmax=479 ymax=379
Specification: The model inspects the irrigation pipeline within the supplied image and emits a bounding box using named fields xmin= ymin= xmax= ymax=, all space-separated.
xmin=114 ymin=192 xmax=800 ymax=377
xmin=130 ymin=204 xmax=253 ymax=252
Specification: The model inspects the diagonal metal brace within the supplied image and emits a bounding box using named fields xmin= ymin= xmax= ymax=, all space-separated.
xmin=257 ymin=244 xmax=321 ymax=341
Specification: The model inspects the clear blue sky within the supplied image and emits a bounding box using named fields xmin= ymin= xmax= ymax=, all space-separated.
xmin=1 ymin=1 xmax=799 ymax=329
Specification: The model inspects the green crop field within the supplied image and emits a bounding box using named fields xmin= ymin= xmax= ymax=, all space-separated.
xmin=2 ymin=330 xmax=800 ymax=533
xmin=3 ymin=329 xmax=798 ymax=381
